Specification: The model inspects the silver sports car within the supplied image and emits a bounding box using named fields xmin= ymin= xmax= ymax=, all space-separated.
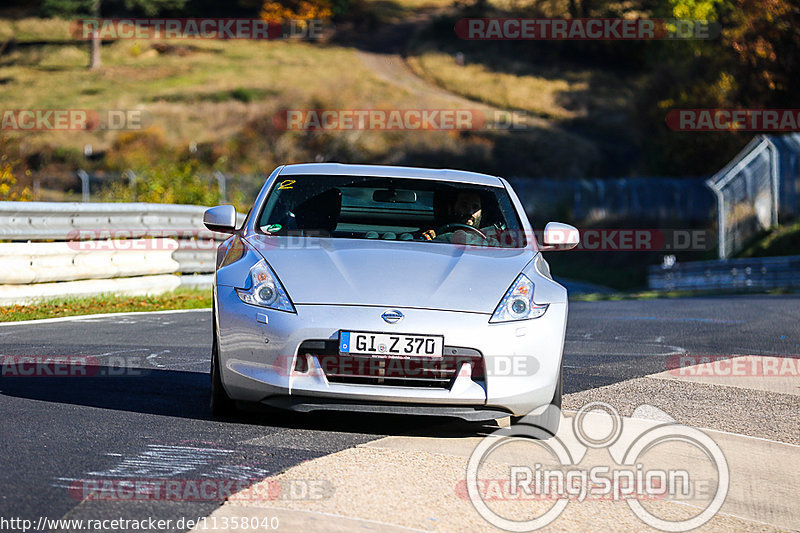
xmin=204 ymin=163 xmax=578 ymax=430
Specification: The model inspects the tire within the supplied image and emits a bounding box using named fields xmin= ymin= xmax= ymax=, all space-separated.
xmin=210 ymin=304 xmax=236 ymax=418
xmin=510 ymin=365 xmax=562 ymax=436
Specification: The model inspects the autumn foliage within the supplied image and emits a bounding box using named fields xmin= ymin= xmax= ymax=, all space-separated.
xmin=260 ymin=0 xmax=332 ymax=23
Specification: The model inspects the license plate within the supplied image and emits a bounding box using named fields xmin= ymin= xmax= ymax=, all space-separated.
xmin=339 ymin=331 xmax=443 ymax=358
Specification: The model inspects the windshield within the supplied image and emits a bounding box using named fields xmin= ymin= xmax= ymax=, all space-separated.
xmin=257 ymin=175 xmax=527 ymax=248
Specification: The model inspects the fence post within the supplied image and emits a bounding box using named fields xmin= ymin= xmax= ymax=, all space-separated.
xmin=76 ymin=169 xmax=90 ymax=202
xmin=709 ymin=185 xmax=726 ymax=259
xmin=765 ymin=137 xmax=780 ymax=226
xmin=214 ymin=171 xmax=227 ymax=203
xmin=124 ymin=169 xmax=137 ymax=201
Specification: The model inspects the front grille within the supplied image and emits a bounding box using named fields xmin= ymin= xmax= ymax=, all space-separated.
xmin=296 ymin=340 xmax=484 ymax=388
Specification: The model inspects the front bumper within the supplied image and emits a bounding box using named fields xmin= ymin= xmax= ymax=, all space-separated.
xmin=215 ymin=286 xmax=567 ymax=416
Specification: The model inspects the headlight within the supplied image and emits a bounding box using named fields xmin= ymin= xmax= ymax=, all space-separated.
xmin=490 ymin=274 xmax=548 ymax=323
xmin=235 ymin=259 xmax=295 ymax=312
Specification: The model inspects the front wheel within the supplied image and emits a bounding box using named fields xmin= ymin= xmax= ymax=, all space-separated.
xmin=210 ymin=307 xmax=236 ymax=418
xmin=510 ymin=365 xmax=562 ymax=436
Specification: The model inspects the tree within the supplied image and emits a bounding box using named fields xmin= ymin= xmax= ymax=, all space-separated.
xmin=634 ymin=0 xmax=800 ymax=174
xmin=41 ymin=0 xmax=189 ymax=70
xmin=260 ymin=0 xmax=332 ymax=23
xmin=722 ymin=0 xmax=800 ymax=107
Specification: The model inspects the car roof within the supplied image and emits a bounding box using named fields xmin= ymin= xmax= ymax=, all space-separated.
xmin=278 ymin=163 xmax=504 ymax=187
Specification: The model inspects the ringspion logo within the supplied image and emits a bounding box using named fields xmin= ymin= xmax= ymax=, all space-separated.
xmin=465 ymin=402 xmax=729 ymax=531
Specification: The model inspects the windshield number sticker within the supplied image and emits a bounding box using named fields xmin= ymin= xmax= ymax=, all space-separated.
xmin=277 ymin=179 xmax=296 ymax=190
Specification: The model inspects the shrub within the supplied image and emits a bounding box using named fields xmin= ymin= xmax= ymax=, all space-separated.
xmin=0 ymin=161 xmax=33 ymax=201
xmin=98 ymin=160 xmax=221 ymax=205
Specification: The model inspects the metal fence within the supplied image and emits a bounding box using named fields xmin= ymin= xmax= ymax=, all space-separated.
xmin=706 ymin=133 xmax=800 ymax=259
xmin=506 ymin=176 xmax=714 ymax=224
xmin=29 ymin=170 xmax=716 ymax=224
xmin=771 ymin=134 xmax=800 ymax=218
xmin=25 ymin=169 xmax=254 ymax=204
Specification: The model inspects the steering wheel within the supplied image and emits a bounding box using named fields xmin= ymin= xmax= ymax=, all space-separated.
xmin=435 ymin=223 xmax=487 ymax=241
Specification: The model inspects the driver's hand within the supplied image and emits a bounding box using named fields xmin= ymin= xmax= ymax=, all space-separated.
xmin=421 ymin=230 xmax=436 ymax=240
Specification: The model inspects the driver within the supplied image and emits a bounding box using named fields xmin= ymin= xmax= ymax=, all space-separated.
xmin=421 ymin=190 xmax=483 ymax=240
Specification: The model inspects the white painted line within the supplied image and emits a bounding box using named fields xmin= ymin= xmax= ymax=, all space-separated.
xmin=0 ymin=307 xmax=210 ymax=327
xmin=692 ymin=423 xmax=800 ymax=448
xmin=560 ymin=406 xmax=800 ymax=448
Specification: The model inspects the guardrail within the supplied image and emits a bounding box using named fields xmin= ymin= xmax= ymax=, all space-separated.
xmin=648 ymin=255 xmax=800 ymax=291
xmin=0 ymin=202 xmax=244 ymax=305
xmin=0 ymin=202 xmax=212 ymax=240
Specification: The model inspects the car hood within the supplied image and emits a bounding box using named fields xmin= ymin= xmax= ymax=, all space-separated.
xmin=246 ymin=237 xmax=534 ymax=313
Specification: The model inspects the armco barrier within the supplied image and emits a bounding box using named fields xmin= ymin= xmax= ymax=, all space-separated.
xmin=648 ymin=255 xmax=800 ymax=291
xmin=0 ymin=202 xmax=208 ymax=240
xmin=0 ymin=202 xmax=244 ymax=305
xmin=0 ymin=240 xmax=179 ymax=284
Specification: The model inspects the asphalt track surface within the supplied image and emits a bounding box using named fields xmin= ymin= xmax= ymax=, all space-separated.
xmin=0 ymin=295 xmax=798 ymax=531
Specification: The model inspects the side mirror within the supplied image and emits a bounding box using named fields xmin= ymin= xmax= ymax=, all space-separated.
xmin=203 ymin=205 xmax=237 ymax=234
xmin=540 ymin=222 xmax=579 ymax=251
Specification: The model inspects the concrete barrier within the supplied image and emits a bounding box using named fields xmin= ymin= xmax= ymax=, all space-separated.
xmin=0 ymin=240 xmax=180 ymax=284
xmin=0 ymin=201 xmax=242 ymax=305
xmin=0 ymin=201 xmax=244 ymax=276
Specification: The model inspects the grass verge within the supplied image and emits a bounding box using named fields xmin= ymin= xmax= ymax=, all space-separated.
xmin=0 ymin=288 xmax=211 ymax=322
xmin=738 ymin=220 xmax=800 ymax=258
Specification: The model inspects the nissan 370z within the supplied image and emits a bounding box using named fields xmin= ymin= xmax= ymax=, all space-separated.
xmin=204 ymin=164 xmax=579 ymax=432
